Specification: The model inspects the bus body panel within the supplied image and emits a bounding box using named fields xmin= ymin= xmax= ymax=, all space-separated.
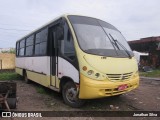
xmin=15 ymin=67 xmax=60 ymax=88
xmin=15 ymin=56 xmax=79 ymax=86
xmin=15 ymin=67 xmax=23 ymax=76
xmin=16 ymin=57 xmax=50 ymax=75
xmin=74 ymin=45 xmax=139 ymax=99
xmin=83 ymin=55 xmax=138 ymax=74
xmin=79 ymin=73 xmax=139 ymax=99
xmin=58 ymin=57 xmax=79 ymax=83
xmin=26 ymin=70 xmax=50 ymax=87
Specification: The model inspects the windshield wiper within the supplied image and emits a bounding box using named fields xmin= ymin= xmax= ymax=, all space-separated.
xmin=109 ymin=35 xmax=120 ymax=50
xmin=109 ymin=34 xmax=132 ymax=59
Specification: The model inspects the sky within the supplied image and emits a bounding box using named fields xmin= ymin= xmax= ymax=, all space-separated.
xmin=0 ymin=0 xmax=160 ymax=48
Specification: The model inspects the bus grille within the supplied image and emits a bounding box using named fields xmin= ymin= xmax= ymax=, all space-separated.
xmin=106 ymin=72 xmax=133 ymax=81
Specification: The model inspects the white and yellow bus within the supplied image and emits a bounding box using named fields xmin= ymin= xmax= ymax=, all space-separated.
xmin=16 ymin=15 xmax=139 ymax=107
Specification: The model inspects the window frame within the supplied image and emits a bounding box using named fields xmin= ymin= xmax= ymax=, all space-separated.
xmin=18 ymin=39 xmax=25 ymax=56
xmin=16 ymin=42 xmax=19 ymax=56
xmin=62 ymin=28 xmax=76 ymax=61
xmin=57 ymin=19 xmax=76 ymax=62
xmin=25 ymin=34 xmax=34 ymax=56
xmin=34 ymin=27 xmax=48 ymax=56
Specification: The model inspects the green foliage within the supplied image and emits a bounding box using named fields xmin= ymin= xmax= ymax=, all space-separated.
xmin=0 ymin=72 xmax=22 ymax=80
xmin=36 ymin=86 xmax=48 ymax=94
xmin=139 ymin=70 xmax=160 ymax=77
xmin=1 ymin=49 xmax=16 ymax=54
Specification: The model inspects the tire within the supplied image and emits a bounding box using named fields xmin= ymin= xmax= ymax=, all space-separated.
xmin=62 ymin=81 xmax=85 ymax=108
xmin=7 ymin=98 xmax=17 ymax=109
xmin=24 ymin=72 xmax=30 ymax=84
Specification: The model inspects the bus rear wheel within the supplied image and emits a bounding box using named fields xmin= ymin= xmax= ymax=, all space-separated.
xmin=24 ymin=72 xmax=30 ymax=84
xmin=62 ymin=81 xmax=85 ymax=108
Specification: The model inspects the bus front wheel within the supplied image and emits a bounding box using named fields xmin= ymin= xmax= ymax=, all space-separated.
xmin=62 ymin=81 xmax=85 ymax=108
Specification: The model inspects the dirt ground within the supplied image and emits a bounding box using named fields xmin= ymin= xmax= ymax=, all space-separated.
xmin=1 ymin=78 xmax=160 ymax=120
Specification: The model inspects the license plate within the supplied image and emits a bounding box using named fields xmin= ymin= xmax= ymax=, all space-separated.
xmin=118 ymin=84 xmax=128 ymax=91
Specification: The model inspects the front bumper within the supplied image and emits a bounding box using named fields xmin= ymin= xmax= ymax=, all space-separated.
xmin=79 ymin=74 xmax=139 ymax=99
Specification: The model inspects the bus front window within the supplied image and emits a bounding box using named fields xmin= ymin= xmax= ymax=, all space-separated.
xmin=68 ymin=15 xmax=134 ymax=57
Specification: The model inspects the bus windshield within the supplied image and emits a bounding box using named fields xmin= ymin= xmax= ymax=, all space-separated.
xmin=68 ymin=15 xmax=134 ymax=57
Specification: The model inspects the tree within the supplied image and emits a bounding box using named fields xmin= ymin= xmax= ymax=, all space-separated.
xmin=1 ymin=48 xmax=16 ymax=54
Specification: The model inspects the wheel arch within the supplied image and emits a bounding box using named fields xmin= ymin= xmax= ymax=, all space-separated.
xmin=22 ymin=69 xmax=26 ymax=76
xmin=59 ymin=76 xmax=75 ymax=93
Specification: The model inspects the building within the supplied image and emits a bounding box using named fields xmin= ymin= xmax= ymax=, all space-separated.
xmin=128 ymin=36 xmax=160 ymax=68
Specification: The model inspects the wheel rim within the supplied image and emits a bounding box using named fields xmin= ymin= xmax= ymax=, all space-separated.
xmin=66 ymin=87 xmax=78 ymax=103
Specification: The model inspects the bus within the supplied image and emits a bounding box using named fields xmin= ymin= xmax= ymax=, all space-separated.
xmin=15 ymin=14 xmax=139 ymax=107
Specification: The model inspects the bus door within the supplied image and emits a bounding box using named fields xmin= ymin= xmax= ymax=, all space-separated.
xmin=49 ymin=23 xmax=64 ymax=88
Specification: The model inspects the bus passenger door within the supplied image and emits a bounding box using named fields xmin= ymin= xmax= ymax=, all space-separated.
xmin=49 ymin=24 xmax=64 ymax=88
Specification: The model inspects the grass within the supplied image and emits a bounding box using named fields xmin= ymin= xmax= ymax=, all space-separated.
xmin=36 ymin=86 xmax=48 ymax=94
xmin=0 ymin=71 xmax=48 ymax=95
xmin=139 ymin=69 xmax=160 ymax=78
xmin=0 ymin=71 xmax=49 ymax=95
xmin=0 ymin=72 xmax=22 ymax=81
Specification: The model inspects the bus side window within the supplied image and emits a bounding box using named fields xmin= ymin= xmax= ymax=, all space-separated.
xmin=25 ymin=35 xmax=34 ymax=56
xmin=19 ymin=39 xmax=25 ymax=56
xmin=56 ymin=26 xmax=64 ymax=49
xmin=61 ymin=28 xmax=75 ymax=60
xmin=35 ymin=28 xmax=48 ymax=55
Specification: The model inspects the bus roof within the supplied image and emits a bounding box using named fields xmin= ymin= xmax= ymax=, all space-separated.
xmin=16 ymin=14 xmax=67 ymax=42
xmin=16 ymin=14 xmax=89 ymax=42
xmin=16 ymin=14 xmax=114 ymax=42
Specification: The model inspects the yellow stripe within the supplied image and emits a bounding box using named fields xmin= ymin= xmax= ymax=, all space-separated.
xmin=26 ymin=70 xmax=50 ymax=87
xmin=15 ymin=67 xmax=23 ymax=76
xmin=15 ymin=68 xmax=60 ymax=89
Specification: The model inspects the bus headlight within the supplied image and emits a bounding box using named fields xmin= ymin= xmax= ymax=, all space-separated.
xmin=82 ymin=66 xmax=87 ymax=71
xmin=87 ymin=70 xmax=94 ymax=75
xmin=95 ymin=73 xmax=100 ymax=78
